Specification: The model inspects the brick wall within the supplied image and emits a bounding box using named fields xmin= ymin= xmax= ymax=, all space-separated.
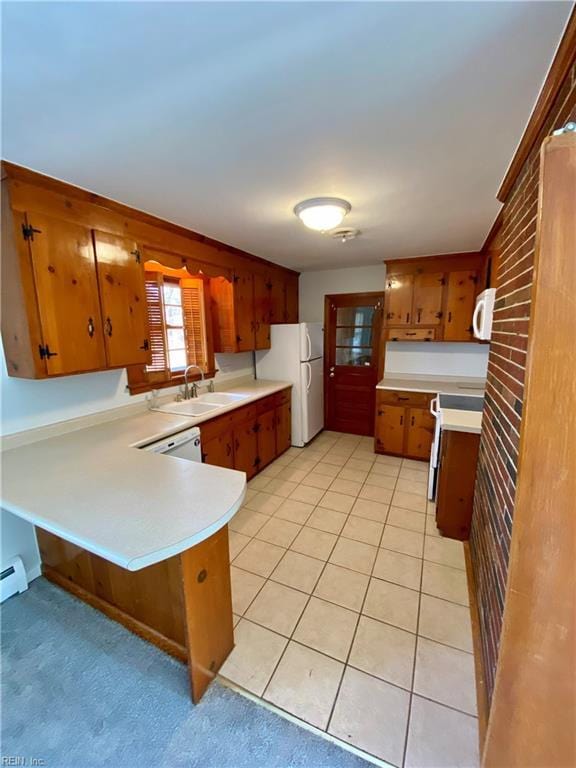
xmin=470 ymin=61 xmax=576 ymax=702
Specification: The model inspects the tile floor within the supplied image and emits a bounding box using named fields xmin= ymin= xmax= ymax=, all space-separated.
xmin=220 ymin=431 xmax=479 ymax=768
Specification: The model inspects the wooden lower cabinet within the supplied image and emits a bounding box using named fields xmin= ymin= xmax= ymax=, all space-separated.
xmin=374 ymin=389 xmax=435 ymax=460
xmin=435 ymin=430 xmax=480 ymax=540
xmin=199 ymin=387 xmax=292 ymax=477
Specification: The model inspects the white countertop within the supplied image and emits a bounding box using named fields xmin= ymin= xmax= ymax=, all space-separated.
xmin=376 ymin=373 xmax=486 ymax=396
xmin=439 ymin=408 xmax=482 ymax=434
xmin=1 ymin=380 xmax=291 ymax=571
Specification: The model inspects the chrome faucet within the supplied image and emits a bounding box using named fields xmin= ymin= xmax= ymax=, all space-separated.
xmin=183 ymin=364 xmax=204 ymax=400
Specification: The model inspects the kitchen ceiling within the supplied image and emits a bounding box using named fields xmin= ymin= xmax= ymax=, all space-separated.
xmin=1 ymin=2 xmax=571 ymax=271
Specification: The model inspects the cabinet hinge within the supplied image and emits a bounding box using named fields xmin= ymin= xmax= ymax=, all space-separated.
xmin=236 ymin=334 xmax=242 ymax=344
xmin=22 ymin=223 xmax=42 ymax=241
xmin=38 ymin=344 xmax=58 ymax=360
xmin=265 ymin=281 xmax=273 ymax=291
xmin=233 ymin=274 xmax=239 ymax=284
xmin=131 ymin=249 xmax=141 ymax=264
xmin=439 ymin=277 xmax=446 ymax=286
xmin=140 ymin=339 xmax=149 ymax=351
xmin=253 ymin=422 xmax=260 ymax=433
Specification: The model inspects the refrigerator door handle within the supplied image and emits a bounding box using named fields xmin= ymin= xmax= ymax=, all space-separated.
xmin=305 ymin=362 xmax=312 ymax=392
xmin=306 ymin=331 xmax=312 ymax=362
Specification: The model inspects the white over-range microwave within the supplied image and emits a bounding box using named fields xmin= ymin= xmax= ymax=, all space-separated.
xmin=473 ymin=288 xmax=497 ymax=340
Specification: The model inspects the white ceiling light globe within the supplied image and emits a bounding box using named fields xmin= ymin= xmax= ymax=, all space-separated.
xmin=294 ymin=197 xmax=351 ymax=232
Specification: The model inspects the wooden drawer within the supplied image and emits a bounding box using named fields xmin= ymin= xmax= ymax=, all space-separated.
xmin=377 ymin=389 xmax=433 ymax=407
xmin=386 ymin=328 xmax=435 ymax=342
xmin=199 ymin=412 xmax=234 ymax=442
xmin=274 ymin=388 xmax=291 ymax=406
xmin=256 ymin=394 xmax=277 ymax=415
xmin=232 ymin=403 xmax=257 ymax=427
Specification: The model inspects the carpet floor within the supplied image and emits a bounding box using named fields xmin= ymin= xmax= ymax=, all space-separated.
xmin=1 ymin=578 xmax=370 ymax=768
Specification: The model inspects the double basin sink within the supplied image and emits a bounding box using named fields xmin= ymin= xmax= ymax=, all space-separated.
xmin=152 ymin=392 xmax=250 ymax=418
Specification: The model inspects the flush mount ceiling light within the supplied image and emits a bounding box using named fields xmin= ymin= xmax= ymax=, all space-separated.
xmin=293 ymin=197 xmax=351 ymax=232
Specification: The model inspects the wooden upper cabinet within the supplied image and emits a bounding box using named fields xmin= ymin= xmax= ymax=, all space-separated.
xmin=93 ymin=231 xmax=151 ymax=368
xmin=253 ymin=272 xmax=271 ymax=349
xmin=23 ymin=212 xmax=107 ymax=376
xmin=211 ymin=269 xmax=273 ymax=353
xmin=269 ymin=272 xmax=286 ymax=324
xmin=444 ymin=270 xmax=478 ymax=341
xmin=412 ymin=272 xmax=444 ymax=325
xmin=285 ymin=274 xmax=299 ymax=323
xmin=232 ymin=269 xmax=255 ymax=352
xmin=385 ymin=275 xmax=413 ymax=325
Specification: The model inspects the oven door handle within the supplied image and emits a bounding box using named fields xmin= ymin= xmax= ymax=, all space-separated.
xmin=430 ymin=396 xmax=439 ymax=417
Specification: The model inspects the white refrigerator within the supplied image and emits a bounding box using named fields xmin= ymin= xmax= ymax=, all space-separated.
xmin=255 ymin=323 xmax=324 ymax=447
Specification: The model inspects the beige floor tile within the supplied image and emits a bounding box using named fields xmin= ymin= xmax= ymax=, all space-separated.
xmin=319 ymin=490 xmax=355 ymax=513
xmin=233 ymin=613 xmax=242 ymax=627
xmin=229 ymin=508 xmax=269 ymax=537
xmin=285 ymin=447 xmax=304 ymax=458
xmin=289 ymin=484 xmax=325 ymax=505
xmin=381 ymin=525 xmax=424 ymax=558
xmin=338 ymin=467 xmax=369 ymax=483
xmin=374 ymin=454 xmax=403 ymax=467
xmin=245 ymin=581 xmax=308 ymax=637
xmin=392 ymin=490 xmax=427 ymax=513
xmin=329 ymin=538 xmax=377 ymax=575
xmin=395 ymin=477 xmax=428 ymax=496
xmin=274 ymin=498 xmax=315 ymax=525
xmin=300 ymin=472 xmax=333 ymax=491
xmin=276 ymin=466 xmax=308 ymax=484
xmin=349 ymin=615 xmax=416 ymax=690
xmin=366 ymin=470 xmax=398 ymax=488
xmin=306 ymin=506 xmax=348 ymax=535
xmin=270 ymin=550 xmax=325 ymax=593
xmin=422 ymin=561 xmax=469 ymax=606
xmin=264 ymin=479 xmax=299 ymax=498
xmin=313 ymin=462 xmax=341 ymax=478
xmin=313 ymin=563 xmax=369 ymax=612
xmin=248 ymin=475 xmax=273 ymax=491
xmin=228 ymin=530 xmax=251 ymax=560
xmin=341 ymin=516 xmax=384 ymax=546
xmin=255 ymin=517 xmax=302 ymax=548
xmin=293 ymin=597 xmax=358 ymax=661
xmin=233 ymin=538 xmax=286 ymax=577
xmin=290 ymin=527 xmax=337 ymax=560
xmin=425 ymin=514 xmax=441 ymax=538
xmin=414 ymin=637 xmax=477 ymax=715
xmin=345 ymin=457 xmax=374 ymax=472
xmin=400 ymin=467 xmax=429 ymax=482
xmin=373 ymin=549 xmax=423 ymax=591
xmin=387 ymin=506 xmax=426 ymax=533
xmin=230 ymin=566 xmax=265 ymax=614
xmin=426 ymin=500 xmax=436 ymax=514
xmin=329 ymin=667 xmax=410 ymax=767
xmin=259 ymin=463 xmax=283 ymax=478
xmin=351 ymin=497 xmax=390 ymax=523
xmin=405 ymin=695 xmax=479 ymax=768
xmin=220 ymin=619 xmax=287 ymax=695
xmin=359 ymin=485 xmax=394 ymax=506
xmin=419 ymin=594 xmax=473 ymax=652
xmin=265 ymin=642 xmax=344 ymax=729
xmin=244 ymin=488 xmax=258 ymax=503
xmin=290 ymin=458 xmax=320 ymax=473
xmin=329 ymin=478 xmax=363 ymax=497
xmin=363 ymin=577 xmax=420 ymax=632
xmin=368 ymin=463 xmax=400 ymax=479
xmin=321 ymin=454 xmax=348 ymax=467
xmin=243 ymin=491 xmax=285 ymax=515
xmin=424 ymin=536 xmax=466 ymax=570
xmin=402 ymin=458 xmax=429 ymax=471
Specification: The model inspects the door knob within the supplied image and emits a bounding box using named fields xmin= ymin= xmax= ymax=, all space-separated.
xmin=329 ymin=372 xmax=335 ymax=378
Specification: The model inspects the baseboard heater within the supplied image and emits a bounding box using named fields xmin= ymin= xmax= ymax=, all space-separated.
xmin=0 ymin=556 xmax=28 ymax=603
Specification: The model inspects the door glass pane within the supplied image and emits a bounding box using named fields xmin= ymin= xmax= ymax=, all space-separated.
xmin=336 ymin=327 xmax=373 ymax=347
xmin=336 ymin=306 xmax=375 ymax=326
xmin=335 ymin=347 xmax=373 ymax=366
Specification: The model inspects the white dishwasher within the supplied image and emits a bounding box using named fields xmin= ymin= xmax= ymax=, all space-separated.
xmin=140 ymin=426 xmax=202 ymax=461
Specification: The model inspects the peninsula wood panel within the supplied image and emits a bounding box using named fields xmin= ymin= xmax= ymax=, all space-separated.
xmin=435 ymin=430 xmax=480 ymax=540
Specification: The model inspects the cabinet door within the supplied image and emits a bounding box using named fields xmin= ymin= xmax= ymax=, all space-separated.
xmin=93 ymin=231 xmax=150 ymax=367
xmin=257 ymin=409 xmax=277 ymax=468
xmin=412 ymin=272 xmax=444 ymax=325
xmin=405 ymin=407 xmax=435 ymax=459
xmin=269 ymin=273 xmax=286 ymax=324
xmin=385 ymin=275 xmax=413 ymax=325
xmin=202 ymin=432 xmax=234 ymax=469
xmin=285 ymin=274 xmax=299 ymax=323
xmin=375 ymin=404 xmax=405 ymax=455
xmin=253 ymin=273 xmax=271 ymax=350
xmin=275 ymin=402 xmax=292 ymax=455
xmin=233 ymin=417 xmax=259 ymax=479
xmin=444 ymin=270 xmax=478 ymax=341
xmin=25 ymin=212 xmax=106 ymax=375
xmin=234 ymin=270 xmax=256 ymax=351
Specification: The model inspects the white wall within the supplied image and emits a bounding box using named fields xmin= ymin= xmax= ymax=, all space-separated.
xmin=385 ymin=342 xmax=489 ymax=377
xmin=299 ymin=265 xmax=387 ymax=323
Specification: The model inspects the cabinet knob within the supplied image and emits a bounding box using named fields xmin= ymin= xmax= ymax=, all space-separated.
xmin=87 ymin=317 xmax=95 ymax=338
xmin=105 ymin=317 xmax=113 ymax=337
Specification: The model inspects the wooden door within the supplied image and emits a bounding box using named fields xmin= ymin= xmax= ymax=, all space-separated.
xmin=325 ymin=292 xmax=384 ymax=436
xmin=253 ymin=272 xmax=271 ymax=350
xmin=233 ymin=269 xmax=255 ymax=351
xmin=93 ymin=231 xmax=150 ymax=367
xmin=24 ymin=212 xmax=106 ymax=375
xmin=375 ymin=404 xmax=405 ymax=455
xmin=444 ymin=270 xmax=478 ymax=340
xmin=269 ymin=272 xmax=286 ymax=324
xmin=385 ymin=275 xmax=413 ymax=325
xmin=275 ymin=401 xmax=292 ymax=454
xmin=257 ymin=409 xmax=277 ymax=468
xmin=233 ymin=417 xmax=259 ymax=479
xmin=412 ymin=272 xmax=444 ymax=325
xmin=405 ymin=407 xmax=435 ymax=459
xmin=202 ymin=432 xmax=234 ymax=469
xmin=285 ymin=274 xmax=299 ymax=323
